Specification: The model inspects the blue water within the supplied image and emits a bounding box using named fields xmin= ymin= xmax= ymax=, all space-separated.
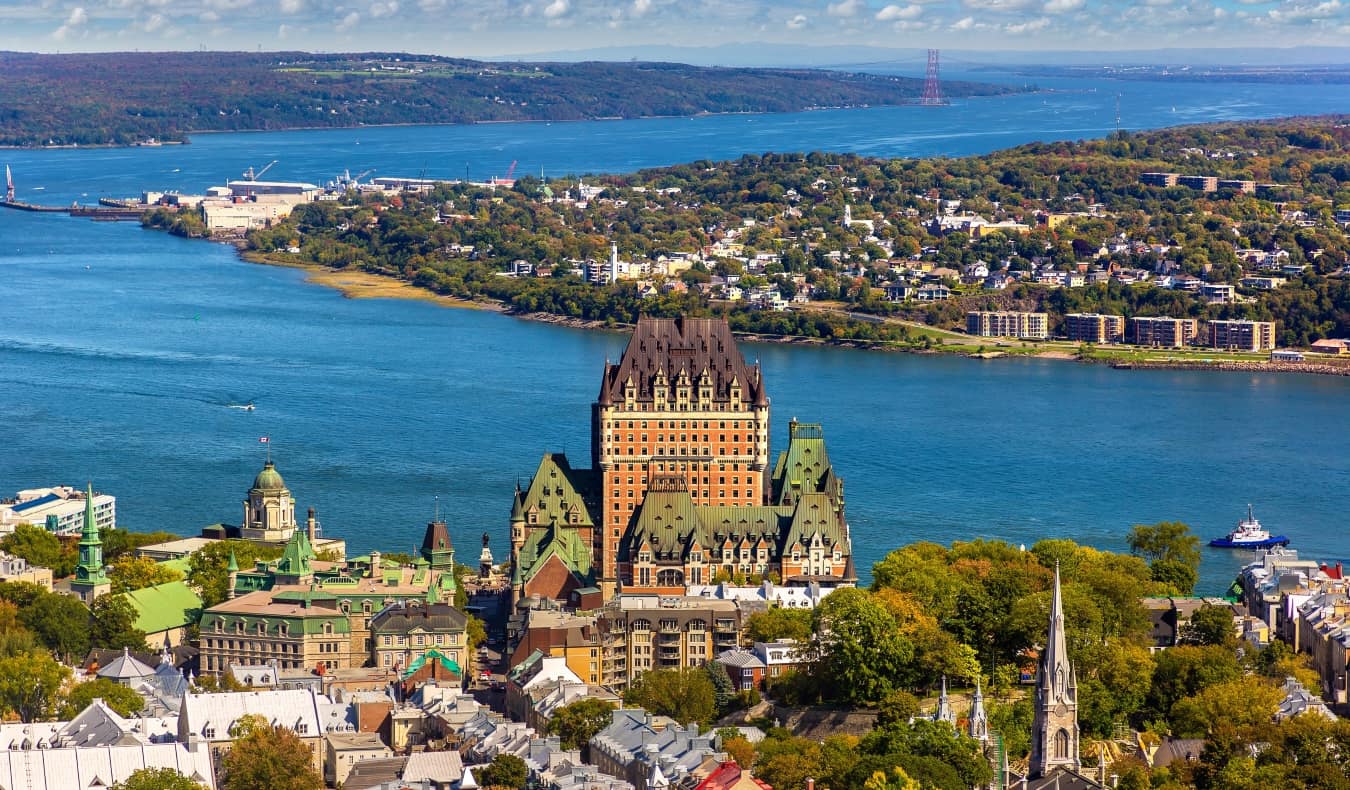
xmin=2 ymin=73 xmax=1348 ymax=592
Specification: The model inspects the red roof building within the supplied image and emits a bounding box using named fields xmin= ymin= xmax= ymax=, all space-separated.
xmin=695 ymin=761 xmax=772 ymax=790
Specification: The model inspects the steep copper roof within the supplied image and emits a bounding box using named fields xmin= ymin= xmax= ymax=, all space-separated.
xmin=597 ymin=317 xmax=766 ymax=406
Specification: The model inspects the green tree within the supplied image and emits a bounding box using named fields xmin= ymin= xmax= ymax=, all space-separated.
xmin=743 ymin=607 xmax=814 ymax=644
xmin=187 ymin=541 xmax=283 ymax=608
xmin=1127 ymin=522 xmax=1201 ymax=594
xmin=1184 ymin=605 xmax=1237 ymax=647
xmin=0 ymin=651 xmax=72 ymax=722
xmin=20 ymin=589 xmax=91 ymax=660
xmin=623 ymin=667 xmax=717 ymax=725
xmin=100 ymin=529 xmax=179 ymax=562
xmin=61 ymin=676 xmax=146 ymax=718
xmin=112 ymin=767 xmax=206 ymax=790
xmin=476 ymin=753 xmax=529 ymax=789
xmin=91 ymin=594 xmax=148 ymax=651
xmin=813 ymin=587 xmax=911 ymax=705
xmin=546 ymin=697 xmax=616 ymax=752
xmin=110 ymin=555 xmax=183 ymax=593
xmin=217 ymin=716 xmax=323 ymax=790
xmin=0 ymin=523 xmax=77 ymax=577
xmin=706 ymin=660 xmax=736 ymax=713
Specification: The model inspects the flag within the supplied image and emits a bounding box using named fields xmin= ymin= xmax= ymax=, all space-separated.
xmin=259 ymin=437 xmax=270 ymax=443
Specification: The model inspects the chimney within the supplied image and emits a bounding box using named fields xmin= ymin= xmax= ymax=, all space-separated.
xmin=307 ymin=508 xmax=317 ymax=544
xmin=806 ymin=779 xmax=815 ymax=790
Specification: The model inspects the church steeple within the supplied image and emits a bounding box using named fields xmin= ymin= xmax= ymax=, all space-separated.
xmin=934 ymin=675 xmax=956 ymax=726
xmin=1029 ymin=562 xmax=1080 ymax=778
xmin=71 ymin=482 xmax=111 ymax=603
xmin=968 ymin=678 xmax=989 ymax=743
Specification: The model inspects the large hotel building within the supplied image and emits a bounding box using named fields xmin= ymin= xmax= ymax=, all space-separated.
xmin=510 ymin=317 xmax=854 ymax=603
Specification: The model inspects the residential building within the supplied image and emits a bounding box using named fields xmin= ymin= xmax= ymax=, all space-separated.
xmin=506 ymin=651 xmax=585 ymax=724
xmin=1274 ymin=676 xmax=1338 ymax=721
xmin=0 ymin=700 xmax=215 ymax=789
xmin=0 ymin=484 xmax=115 ymax=536
xmin=966 ymin=311 xmax=1049 ymax=340
xmin=1063 ymin=313 xmax=1124 ymax=344
xmin=716 ymin=649 xmax=766 ymax=691
xmin=0 ymin=551 xmax=52 ymax=588
xmin=1177 ymin=175 xmax=1219 ymax=192
xmin=178 ymin=688 xmax=329 ymax=776
xmin=1139 ymin=172 xmax=1179 ymax=188
xmin=1209 ymin=319 xmax=1276 ymax=351
xmin=1130 ymin=317 xmax=1199 ymax=348
xmin=595 ymin=595 xmax=748 ymax=690
xmin=1310 ymin=339 xmax=1350 ymax=355
xmin=326 ymin=731 xmax=395 ymax=787
xmin=590 ymin=709 xmax=723 ymax=790
xmin=1200 ymin=283 xmax=1236 ymax=304
xmin=695 ymin=761 xmax=772 ymax=790
xmin=369 ymin=601 xmax=468 ymax=675
xmin=511 ymin=317 xmax=854 ymax=604
xmin=752 ymin=640 xmax=808 ymax=684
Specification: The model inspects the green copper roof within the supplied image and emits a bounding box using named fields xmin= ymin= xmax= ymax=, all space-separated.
xmin=519 ymin=454 xmax=596 ymax=528
xmin=75 ymin=482 xmax=108 ymax=585
xmin=402 ymin=648 xmax=462 ymax=680
xmin=516 ymin=521 xmax=595 ymax=587
xmin=118 ymin=580 xmax=203 ymax=635
xmin=275 ymin=529 xmax=316 ymax=576
xmin=771 ymin=422 xmax=841 ymax=505
xmin=251 ymin=461 xmax=287 ymax=492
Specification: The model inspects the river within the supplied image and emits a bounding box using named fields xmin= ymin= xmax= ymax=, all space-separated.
xmin=1 ymin=71 xmax=1347 ymax=591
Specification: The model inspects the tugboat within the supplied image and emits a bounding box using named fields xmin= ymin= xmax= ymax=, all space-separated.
xmin=1209 ymin=505 xmax=1290 ymax=549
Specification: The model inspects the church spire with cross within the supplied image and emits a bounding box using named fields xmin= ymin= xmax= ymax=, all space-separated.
xmin=1029 ymin=561 xmax=1080 ymax=778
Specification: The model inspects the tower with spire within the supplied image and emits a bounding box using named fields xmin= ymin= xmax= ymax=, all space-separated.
xmin=934 ymin=675 xmax=956 ymax=726
xmin=968 ymin=678 xmax=989 ymax=743
xmin=70 ymin=482 xmax=111 ymax=603
xmin=1028 ymin=562 xmax=1081 ymax=778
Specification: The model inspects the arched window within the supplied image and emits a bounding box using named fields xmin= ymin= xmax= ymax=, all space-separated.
xmin=656 ymin=569 xmax=684 ymax=586
xmin=1053 ymin=729 xmax=1071 ymax=761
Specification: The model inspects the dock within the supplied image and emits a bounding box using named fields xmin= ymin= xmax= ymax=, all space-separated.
xmin=2 ymin=199 xmax=149 ymax=220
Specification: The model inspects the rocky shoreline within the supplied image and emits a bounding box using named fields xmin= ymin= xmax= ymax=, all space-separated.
xmin=1110 ymin=359 xmax=1350 ymax=377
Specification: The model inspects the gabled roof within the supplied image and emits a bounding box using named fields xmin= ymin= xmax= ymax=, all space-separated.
xmin=597 ymin=317 xmax=766 ymax=407
xmin=117 ymin=580 xmax=203 ymax=635
xmin=369 ymin=602 xmax=468 ymax=636
xmin=96 ymin=648 xmax=156 ymax=682
xmin=518 ymin=454 xmax=596 ymax=528
xmin=515 ymin=520 xmax=596 ymax=589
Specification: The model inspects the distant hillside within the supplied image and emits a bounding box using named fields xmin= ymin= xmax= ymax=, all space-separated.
xmin=0 ymin=51 xmax=1020 ymax=148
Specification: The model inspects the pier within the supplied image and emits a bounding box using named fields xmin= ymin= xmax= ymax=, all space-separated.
xmin=2 ymin=199 xmax=149 ymax=220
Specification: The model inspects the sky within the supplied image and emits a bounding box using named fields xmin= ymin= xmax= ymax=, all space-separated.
xmin=3 ymin=0 xmax=1348 ymax=58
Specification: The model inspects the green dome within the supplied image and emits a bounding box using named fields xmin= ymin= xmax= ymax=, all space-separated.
xmin=251 ymin=462 xmax=287 ymax=492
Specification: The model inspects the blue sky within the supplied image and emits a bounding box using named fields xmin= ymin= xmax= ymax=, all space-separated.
xmin=4 ymin=0 xmax=1347 ymax=57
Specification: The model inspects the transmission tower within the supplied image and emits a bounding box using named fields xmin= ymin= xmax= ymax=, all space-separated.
xmin=920 ymin=49 xmax=949 ymax=107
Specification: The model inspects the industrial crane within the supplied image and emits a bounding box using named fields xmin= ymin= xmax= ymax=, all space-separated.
xmin=242 ymin=160 xmax=278 ymax=181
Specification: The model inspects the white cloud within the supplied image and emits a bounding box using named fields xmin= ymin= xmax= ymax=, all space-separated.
xmin=1005 ymin=15 xmax=1049 ymax=31
xmin=52 ymin=5 xmax=88 ymax=39
xmin=876 ymin=3 xmax=922 ymax=19
xmin=201 ymin=9 xmax=220 ymax=20
xmin=279 ymin=0 xmax=303 ymax=14
xmin=632 ymin=0 xmax=652 ymax=15
xmin=1267 ymin=0 xmax=1340 ymax=19
xmin=370 ymin=0 xmax=399 ymax=17
xmin=963 ymin=0 xmax=1035 ymax=10
xmin=1043 ymin=0 xmax=1083 ymax=12
xmin=336 ymin=10 xmax=360 ymax=30
xmin=950 ymin=14 xmax=975 ymax=27
xmin=418 ymin=0 xmax=447 ymax=9
xmin=143 ymin=12 xmax=166 ymax=31
xmin=543 ymin=0 xmax=569 ymax=17
xmin=787 ymin=12 xmax=808 ymax=26
xmin=827 ymin=0 xmax=866 ymax=16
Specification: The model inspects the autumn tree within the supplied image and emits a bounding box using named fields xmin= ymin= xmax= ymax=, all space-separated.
xmin=110 ymin=555 xmax=183 ymax=593
xmin=813 ymin=587 xmax=911 ymax=705
xmin=187 ymin=541 xmax=283 ymax=608
xmin=217 ymin=715 xmax=322 ymax=790
xmin=0 ymin=523 xmax=77 ymax=577
xmin=0 ymin=651 xmax=72 ymax=722
xmin=743 ymin=607 xmax=814 ymax=644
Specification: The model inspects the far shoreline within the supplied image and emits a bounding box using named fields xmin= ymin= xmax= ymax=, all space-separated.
xmin=238 ymin=250 xmax=1350 ymax=380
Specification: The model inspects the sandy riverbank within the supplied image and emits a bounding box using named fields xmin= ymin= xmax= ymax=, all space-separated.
xmin=243 ymin=252 xmax=502 ymax=312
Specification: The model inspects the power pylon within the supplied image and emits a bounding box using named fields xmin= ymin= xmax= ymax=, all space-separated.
xmin=920 ymin=49 xmax=950 ymax=107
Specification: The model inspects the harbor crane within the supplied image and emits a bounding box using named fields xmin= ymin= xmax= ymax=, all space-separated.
xmin=242 ymin=160 xmax=278 ymax=181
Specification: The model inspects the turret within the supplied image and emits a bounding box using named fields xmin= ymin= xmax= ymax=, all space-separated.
xmin=226 ymin=550 xmax=239 ymax=601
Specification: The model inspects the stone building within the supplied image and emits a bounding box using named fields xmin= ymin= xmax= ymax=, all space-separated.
xmin=510 ymin=317 xmax=854 ymax=605
xmin=369 ymin=601 xmax=468 ymax=675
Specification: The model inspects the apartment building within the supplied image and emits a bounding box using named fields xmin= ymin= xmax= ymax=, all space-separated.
xmin=1130 ymin=317 xmax=1199 ymax=348
xmin=1063 ymin=313 xmax=1125 ymax=344
xmin=966 ymin=311 xmax=1049 ymax=340
xmin=1209 ymin=319 xmax=1277 ymax=351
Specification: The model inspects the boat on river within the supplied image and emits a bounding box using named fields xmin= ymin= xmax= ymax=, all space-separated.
xmin=1209 ymin=504 xmax=1290 ymax=549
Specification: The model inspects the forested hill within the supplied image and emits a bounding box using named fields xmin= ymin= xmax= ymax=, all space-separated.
xmin=0 ymin=51 xmax=1019 ymax=147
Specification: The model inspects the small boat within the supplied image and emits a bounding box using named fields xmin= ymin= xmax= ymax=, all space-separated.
xmin=228 ymin=401 xmax=256 ymax=411
xmin=1209 ymin=504 xmax=1290 ymax=549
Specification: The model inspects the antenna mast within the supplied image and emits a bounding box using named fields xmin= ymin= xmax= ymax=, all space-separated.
xmin=920 ymin=49 xmax=949 ymax=107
